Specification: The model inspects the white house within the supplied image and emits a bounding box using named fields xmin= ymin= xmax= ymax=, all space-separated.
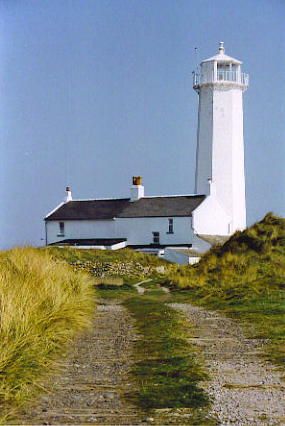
xmin=45 ymin=42 xmax=248 ymax=254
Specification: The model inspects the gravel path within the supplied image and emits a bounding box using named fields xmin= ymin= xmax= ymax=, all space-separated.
xmin=20 ymin=302 xmax=145 ymax=425
xmin=170 ymin=303 xmax=285 ymax=426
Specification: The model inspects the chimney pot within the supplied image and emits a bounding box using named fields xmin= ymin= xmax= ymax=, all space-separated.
xmin=132 ymin=176 xmax=142 ymax=186
xmin=218 ymin=41 xmax=225 ymax=53
xmin=64 ymin=186 xmax=72 ymax=203
xmin=207 ymin=178 xmax=216 ymax=196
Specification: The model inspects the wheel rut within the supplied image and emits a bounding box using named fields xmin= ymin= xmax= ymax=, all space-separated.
xmin=20 ymin=302 xmax=145 ymax=425
xmin=170 ymin=303 xmax=285 ymax=426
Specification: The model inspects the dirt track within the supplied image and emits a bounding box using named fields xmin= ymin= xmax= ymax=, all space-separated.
xmin=21 ymin=302 xmax=145 ymax=425
xmin=170 ymin=303 xmax=285 ymax=426
xmin=19 ymin=288 xmax=285 ymax=426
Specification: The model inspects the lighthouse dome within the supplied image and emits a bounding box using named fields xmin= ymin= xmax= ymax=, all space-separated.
xmin=202 ymin=42 xmax=242 ymax=65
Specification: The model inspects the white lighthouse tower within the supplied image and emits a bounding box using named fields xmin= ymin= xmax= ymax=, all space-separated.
xmin=193 ymin=42 xmax=249 ymax=233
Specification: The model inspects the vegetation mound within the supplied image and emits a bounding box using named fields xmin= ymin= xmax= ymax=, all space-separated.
xmin=166 ymin=213 xmax=285 ymax=366
xmin=168 ymin=213 xmax=285 ymax=293
xmin=0 ymin=247 xmax=95 ymax=423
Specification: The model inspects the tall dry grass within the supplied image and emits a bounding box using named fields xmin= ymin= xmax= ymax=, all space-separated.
xmin=0 ymin=247 xmax=95 ymax=423
xmin=165 ymin=213 xmax=285 ymax=366
xmin=167 ymin=213 xmax=285 ymax=294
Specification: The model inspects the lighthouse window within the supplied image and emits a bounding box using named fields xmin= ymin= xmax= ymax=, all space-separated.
xmin=58 ymin=222 xmax=65 ymax=236
xmin=217 ymin=63 xmax=238 ymax=82
xmin=167 ymin=218 xmax=174 ymax=234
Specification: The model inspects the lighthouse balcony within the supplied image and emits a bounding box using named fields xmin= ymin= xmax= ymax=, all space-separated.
xmin=193 ymin=70 xmax=249 ymax=90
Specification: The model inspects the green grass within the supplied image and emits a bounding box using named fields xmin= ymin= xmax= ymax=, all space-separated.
xmin=0 ymin=247 xmax=95 ymax=423
xmin=96 ymin=282 xmax=137 ymax=300
xmin=45 ymin=246 xmax=167 ymax=267
xmin=123 ymin=290 xmax=213 ymax=424
xmin=164 ymin=213 xmax=285 ymax=367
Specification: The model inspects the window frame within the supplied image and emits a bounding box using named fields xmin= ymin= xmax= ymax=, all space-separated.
xmin=167 ymin=218 xmax=174 ymax=234
xmin=57 ymin=221 xmax=65 ymax=237
xmin=152 ymin=231 xmax=160 ymax=245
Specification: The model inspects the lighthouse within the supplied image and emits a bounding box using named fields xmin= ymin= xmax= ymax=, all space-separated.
xmin=44 ymin=42 xmax=250 ymax=256
xmin=193 ymin=42 xmax=249 ymax=233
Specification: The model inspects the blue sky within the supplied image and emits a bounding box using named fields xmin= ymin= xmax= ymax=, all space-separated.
xmin=1 ymin=0 xmax=284 ymax=247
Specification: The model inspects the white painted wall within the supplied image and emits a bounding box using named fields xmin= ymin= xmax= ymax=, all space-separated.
xmin=192 ymin=194 xmax=230 ymax=236
xmin=54 ymin=241 xmax=128 ymax=250
xmin=231 ymin=90 xmax=246 ymax=231
xmin=116 ymin=216 xmax=194 ymax=246
xmin=195 ymin=84 xmax=247 ymax=233
xmin=212 ymin=88 xmax=246 ymax=231
xmin=195 ymin=85 xmax=213 ymax=196
xmin=46 ymin=216 xmax=196 ymax=246
xmin=46 ymin=219 xmax=118 ymax=245
xmin=130 ymin=185 xmax=144 ymax=201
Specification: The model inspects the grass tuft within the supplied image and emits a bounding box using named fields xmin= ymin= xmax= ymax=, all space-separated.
xmin=0 ymin=247 xmax=95 ymax=422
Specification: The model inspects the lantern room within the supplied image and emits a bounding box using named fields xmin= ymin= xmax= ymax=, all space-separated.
xmin=193 ymin=42 xmax=249 ymax=91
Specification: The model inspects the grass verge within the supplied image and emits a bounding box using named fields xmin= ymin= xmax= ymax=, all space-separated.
xmin=0 ymin=247 xmax=95 ymax=423
xmin=123 ymin=289 xmax=214 ymax=424
xmin=168 ymin=290 xmax=284 ymax=368
xmin=96 ymin=282 xmax=137 ymax=301
xmin=45 ymin=246 xmax=166 ymax=266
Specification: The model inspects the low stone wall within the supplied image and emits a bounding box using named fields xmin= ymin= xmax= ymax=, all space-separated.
xmin=69 ymin=260 xmax=163 ymax=278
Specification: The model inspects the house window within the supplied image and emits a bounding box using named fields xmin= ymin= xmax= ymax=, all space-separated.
xmin=152 ymin=232 xmax=160 ymax=245
xmin=167 ymin=218 xmax=174 ymax=234
xmin=58 ymin=222 xmax=65 ymax=236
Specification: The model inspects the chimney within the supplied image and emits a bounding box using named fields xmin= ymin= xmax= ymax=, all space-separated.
xmin=130 ymin=176 xmax=144 ymax=201
xmin=64 ymin=186 xmax=72 ymax=203
xmin=218 ymin=41 xmax=225 ymax=54
xmin=207 ymin=178 xmax=216 ymax=196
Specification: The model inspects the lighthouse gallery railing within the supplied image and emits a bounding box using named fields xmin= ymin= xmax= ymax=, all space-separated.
xmin=193 ymin=70 xmax=249 ymax=87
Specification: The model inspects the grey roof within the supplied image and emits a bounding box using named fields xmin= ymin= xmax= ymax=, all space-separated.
xmin=45 ymin=195 xmax=206 ymax=221
xmin=45 ymin=199 xmax=130 ymax=221
xmin=117 ymin=195 xmax=206 ymax=218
